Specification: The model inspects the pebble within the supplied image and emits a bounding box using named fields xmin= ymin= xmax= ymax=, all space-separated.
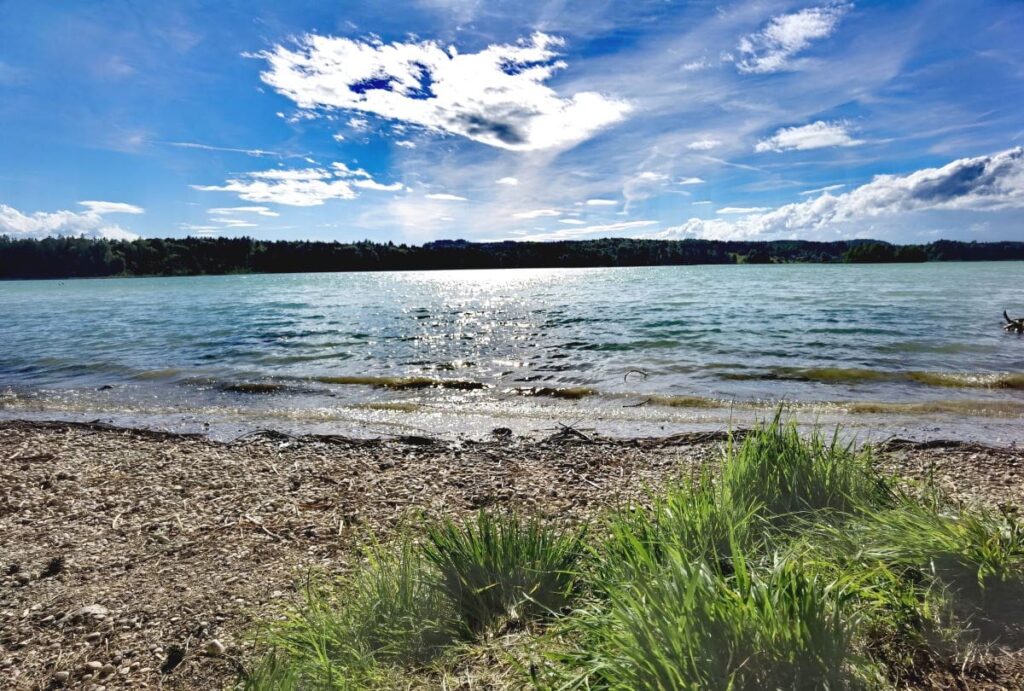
xmin=203 ymin=639 xmax=226 ymax=656
xmin=53 ymin=670 xmax=70 ymax=683
xmin=100 ymin=663 xmax=116 ymax=677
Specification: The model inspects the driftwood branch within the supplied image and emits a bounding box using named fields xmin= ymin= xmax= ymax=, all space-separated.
xmin=1004 ymin=311 xmax=1024 ymax=333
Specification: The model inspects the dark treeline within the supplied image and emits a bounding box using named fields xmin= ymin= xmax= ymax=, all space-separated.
xmin=2 ymin=235 xmax=1024 ymax=279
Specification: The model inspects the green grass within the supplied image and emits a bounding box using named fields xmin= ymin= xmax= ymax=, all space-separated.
xmin=423 ymin=510 xmax=587 ymax=633
xmin=567 ymin=552 xmax=853 ymax=690
xmin=244 ymin=413 xmax=1024 ymax=690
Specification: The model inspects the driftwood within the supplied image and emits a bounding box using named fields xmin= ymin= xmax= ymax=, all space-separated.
xmin=1004 ymin=310 xmax=1024 ymax=333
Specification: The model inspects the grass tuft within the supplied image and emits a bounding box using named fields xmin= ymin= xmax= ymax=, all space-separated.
xmin=721 ymin=411 xmax=890 ymax=522
xmin=423 ymin=510 xmax=587 ymax=633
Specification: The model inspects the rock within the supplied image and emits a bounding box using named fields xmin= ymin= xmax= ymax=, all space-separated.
xmin=73 ymin=604 xmax=110 ymax=621
xmin=85 ymin=631 xmax=102 ymax=642
xmin=99 ymin=663 xmax=116 ymax=677
xmin=81 ymin=660 xmax=103 ymax=674
xmin=203 ymin=639 xmax=225 ymax=656
xmin=53 ymin=670 xmax=70 ymax=683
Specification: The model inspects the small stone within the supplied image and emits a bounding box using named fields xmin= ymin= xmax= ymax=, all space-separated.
xmin=85 ymin=661 xmax=103 ymax=671
xmin=75 ymin=604 xmax=110 ymax=620
xmin=203 ymin=639 xmax=225 ymax=656
xmin=99 ymin=663 xmax=116 ymax=677
xmin=53 ymin=670 xmax=70 ymax=683
xmin=85 ymin=631 xmax=102 ymax=642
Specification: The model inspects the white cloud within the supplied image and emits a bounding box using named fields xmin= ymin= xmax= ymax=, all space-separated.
xmin=332 ymin=132 xmax=346 ymax=142
xmin=193 ymin=164 xmax=403 ymax=206
xmin=635 ymin=171 xmax=669 ymax=183
xmin=425 ymin=193 xmax=468 ymax=201
xmin=395 ymin=140 xmax=417 ymax=148
xmin=0 ymin=201 xmax=143 ymax=240
xmin=511 ymin=219 xmax=658 ymax=242
xmin=558 ymin=218 xmax=587 ymax=225
xmin=681 ymin=58 xmax=711 ymax=72
xmin=687 ymin=139 xmax=722 ymax=151
xmin=755 ymin=120 xmax=863 ymax=152
xmin=513 ymin=208 xmax=561 ymax=219
xmin=169 ymin=141 xmax=284 ymax=157
xmin=660 ymin=147 xmax=1024 ymax=240
xmin=677 ymin=176 xmax=706 ymax=185
xmin=692 ymin=201 xmax=713 ymax=205
xmin=256 ymin=32 xmax=631 ymax=151
xmin=737 ymin=3 xmax=850 ymax=74
xmin=585 ymin=198 xmax=618 ymax=206
xmin=496 ymin=176 xmax=519 ymax=186
xmin=353 ymin=179 xmax=406 ymax=192
xmin=799 ymin=183 xmax=847 ymax=195
xmin=717 ymin=206 xmax=771 ymax=214
xmin=78 ymin=201 xmax=144 ymax=215
xmin=347 ymin=116 xmax=370 ymax=131
xmin=208 ymin=206 xmax=280 ymax=217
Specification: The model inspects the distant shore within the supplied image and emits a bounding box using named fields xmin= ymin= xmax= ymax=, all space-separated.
xmin=3 ymin=235 xmax=1024 ymax=280
xmin=3 ymin=418 xmax=1023 ymax=689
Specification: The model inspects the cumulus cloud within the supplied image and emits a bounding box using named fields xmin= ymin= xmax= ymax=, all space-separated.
xmin=755 ymin=120 xmax=863 ymax=152
xmin=496 ymin=176 xmax=519 ymax=186
xmin=255 ymin=32 xmax=631 ymax=151
xmin=659 ymin=147 xmax=1024 ymax=240
xmin=585 ymin=198 xmax=618 ymax=206
xmin=0 ymin=201 xmax=143 ymax=240
xmin=395 ymin=140 xmax=417 ymax=148
xmin=192 ymin=164 xmax=404 ymax=206
xmin=737 ymin=3 xmax=850 ymax=74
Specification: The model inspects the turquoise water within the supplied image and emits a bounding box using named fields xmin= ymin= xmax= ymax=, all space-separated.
xmin=2 ymin=263 xmax=1023 ymax=441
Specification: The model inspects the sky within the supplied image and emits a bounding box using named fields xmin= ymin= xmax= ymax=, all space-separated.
xmin=1 ymin=0 xmax=1023 ymax=245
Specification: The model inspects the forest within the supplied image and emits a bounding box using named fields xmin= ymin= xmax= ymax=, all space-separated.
xmin=1 ymin=235 xmax=1023 ymax=279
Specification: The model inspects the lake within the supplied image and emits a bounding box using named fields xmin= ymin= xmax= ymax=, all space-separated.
xmin=2 ymin=263 xmax=1023 ymax=442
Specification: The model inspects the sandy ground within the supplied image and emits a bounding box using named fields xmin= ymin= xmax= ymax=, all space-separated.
xmin=2 ymin=420 xmax=1023 ymax=690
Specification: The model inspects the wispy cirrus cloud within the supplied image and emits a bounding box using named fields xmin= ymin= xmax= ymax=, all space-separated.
xmin=255 ymin=32 xmax=631 ymax=151
xmin=425 ymin=193 xmax=468 ymax=201
xmin=208 ymin=206 xmax=280 ymax=217
xmin=755 ymin=120 xmax=863 ymax=152
xmin=192 ymin=165 xmax=404 ymax=206
xmin=799 ymin=183 xmax=847 ymax=195
xmin=659 ymin=147 xmax=1024 ymax=240
xmin=512 ymin=208 xmax=561 ymax=219
xmin=736 ymin=3 xmax=851 ymax=74
xmin=510 ymin=219 xmax=658 ymax=242
xmin=0 ymin=201 xmax=142 ymax=240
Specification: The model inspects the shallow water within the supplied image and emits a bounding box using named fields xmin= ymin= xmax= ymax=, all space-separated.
xmin=2 ymin=263 xmax=1023 ymax=442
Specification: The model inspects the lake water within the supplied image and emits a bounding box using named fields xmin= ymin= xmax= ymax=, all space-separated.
xmin=2 ymin=263 xmax=1023 ymax=443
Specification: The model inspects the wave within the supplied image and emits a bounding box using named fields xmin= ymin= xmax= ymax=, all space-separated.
xmin=723 ymin=367 xmax=1024 ymax=389
xmin=314 ymin=375 xmax=486 ymax=391
xmin=514 ymin=386 xmax=598 ymax=399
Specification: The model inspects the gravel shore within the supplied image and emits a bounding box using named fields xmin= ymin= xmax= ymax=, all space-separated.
xmin=2 ymin=420 xmax=1022 ymax=690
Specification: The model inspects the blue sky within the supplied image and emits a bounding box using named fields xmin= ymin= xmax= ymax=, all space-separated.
xmin=1 ymin=0 xmax=1023 ymax=244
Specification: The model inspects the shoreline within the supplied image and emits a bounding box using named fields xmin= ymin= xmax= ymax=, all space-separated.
xmin=3 ymin=418 xmax=1023 ymax=689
